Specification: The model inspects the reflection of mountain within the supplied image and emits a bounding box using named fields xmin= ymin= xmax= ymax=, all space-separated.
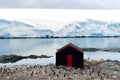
xmin=1 ymin=19 xmax=120 ymax=37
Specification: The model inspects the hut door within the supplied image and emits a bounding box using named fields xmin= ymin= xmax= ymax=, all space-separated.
xmin=67 ymin=54 xmax=72 ymax=67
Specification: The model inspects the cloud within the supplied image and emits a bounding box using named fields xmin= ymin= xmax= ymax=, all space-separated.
xmin=0 ymin=0 xmax=120 ymax=9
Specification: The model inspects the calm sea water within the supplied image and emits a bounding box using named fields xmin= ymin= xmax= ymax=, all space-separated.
xmin=0 ymin=38 xmax=120 ymax=65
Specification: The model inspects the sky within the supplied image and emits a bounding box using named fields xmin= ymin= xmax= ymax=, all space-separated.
xmin=0 ymin=0 xmax=120 ymax=9
xmin=1 ymin=9 xmax=120 ymax=31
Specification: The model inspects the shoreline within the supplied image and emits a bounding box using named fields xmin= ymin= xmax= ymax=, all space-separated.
xmin=0 ymin=55 xmax=53 ymax=63
xmin=0 ymin=59 xmax=119 ymax=80
xmin=1 ymin=36 xmax=120 ymax=39
xmin=0 ymin=54 xmax=120 ymax=66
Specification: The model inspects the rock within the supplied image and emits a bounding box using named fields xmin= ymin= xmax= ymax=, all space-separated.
xmin=112 ymin=76 xmax=118 ymax=79
xmin=6 ymin=76 xmax=10 ymax=79
xmin=0 ymin=55 xmax=53 ymax=63
xmin=0 ymin=59 xmax=119 ymax=80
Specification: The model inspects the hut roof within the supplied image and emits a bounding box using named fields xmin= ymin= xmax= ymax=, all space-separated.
xmin=56 ymin=43 xmax=83 ymax=54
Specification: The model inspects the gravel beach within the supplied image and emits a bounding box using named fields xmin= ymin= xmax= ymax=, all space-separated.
xmin=0 ymin=59 xmax=119 ymax=80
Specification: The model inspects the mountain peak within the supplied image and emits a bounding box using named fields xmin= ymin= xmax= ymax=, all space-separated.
xmin=0 ymin=19 xmax=11 ymax=24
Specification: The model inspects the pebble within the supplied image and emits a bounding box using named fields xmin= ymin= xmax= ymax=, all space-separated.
xmin=0 ymin=60 xmax=119 ymax=80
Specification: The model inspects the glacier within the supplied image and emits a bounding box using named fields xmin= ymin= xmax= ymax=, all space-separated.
xmin=1 ymin=19 xmax=120 ymax=37
xmin=0 ymin=19 xmax=54 ymax=37
xmin=55 ymin=19 xmax=120 ymax=37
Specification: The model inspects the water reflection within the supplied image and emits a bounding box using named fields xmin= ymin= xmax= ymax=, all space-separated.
xmin=0 ymin=38 xmax=120 ymax=57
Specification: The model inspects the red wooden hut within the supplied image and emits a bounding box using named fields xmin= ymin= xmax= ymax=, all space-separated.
xmin=56 ymin=43 xmax=84 ymax=68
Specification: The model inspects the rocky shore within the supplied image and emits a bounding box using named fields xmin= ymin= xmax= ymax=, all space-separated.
xmin=0 ymin=55 xmax=53 ymax=63
xmin=0 ymin=59 xmax=119 ymax=80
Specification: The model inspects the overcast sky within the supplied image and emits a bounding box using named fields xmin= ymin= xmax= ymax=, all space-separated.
xmin=0 ymin=0 xmax=120 ymax=9
xmin=1 ymin=9 xmax=120 ymax=22
xmin=1 ymin=9 xmax=120 ymax=31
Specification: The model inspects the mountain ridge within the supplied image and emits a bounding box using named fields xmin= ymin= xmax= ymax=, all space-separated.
xmin=1 ymin=19 xmax=120 ymax=37
xmin=0 ymin=19 xmax=54 ymax=37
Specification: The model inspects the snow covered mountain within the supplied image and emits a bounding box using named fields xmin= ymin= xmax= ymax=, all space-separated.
xmin=55 ymin=19 xmax=120 ymax=37
xmin=1 ymin=19 xmax=120 ymax=37
xmin=0 ymin=19 xmax=54 ymax=37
